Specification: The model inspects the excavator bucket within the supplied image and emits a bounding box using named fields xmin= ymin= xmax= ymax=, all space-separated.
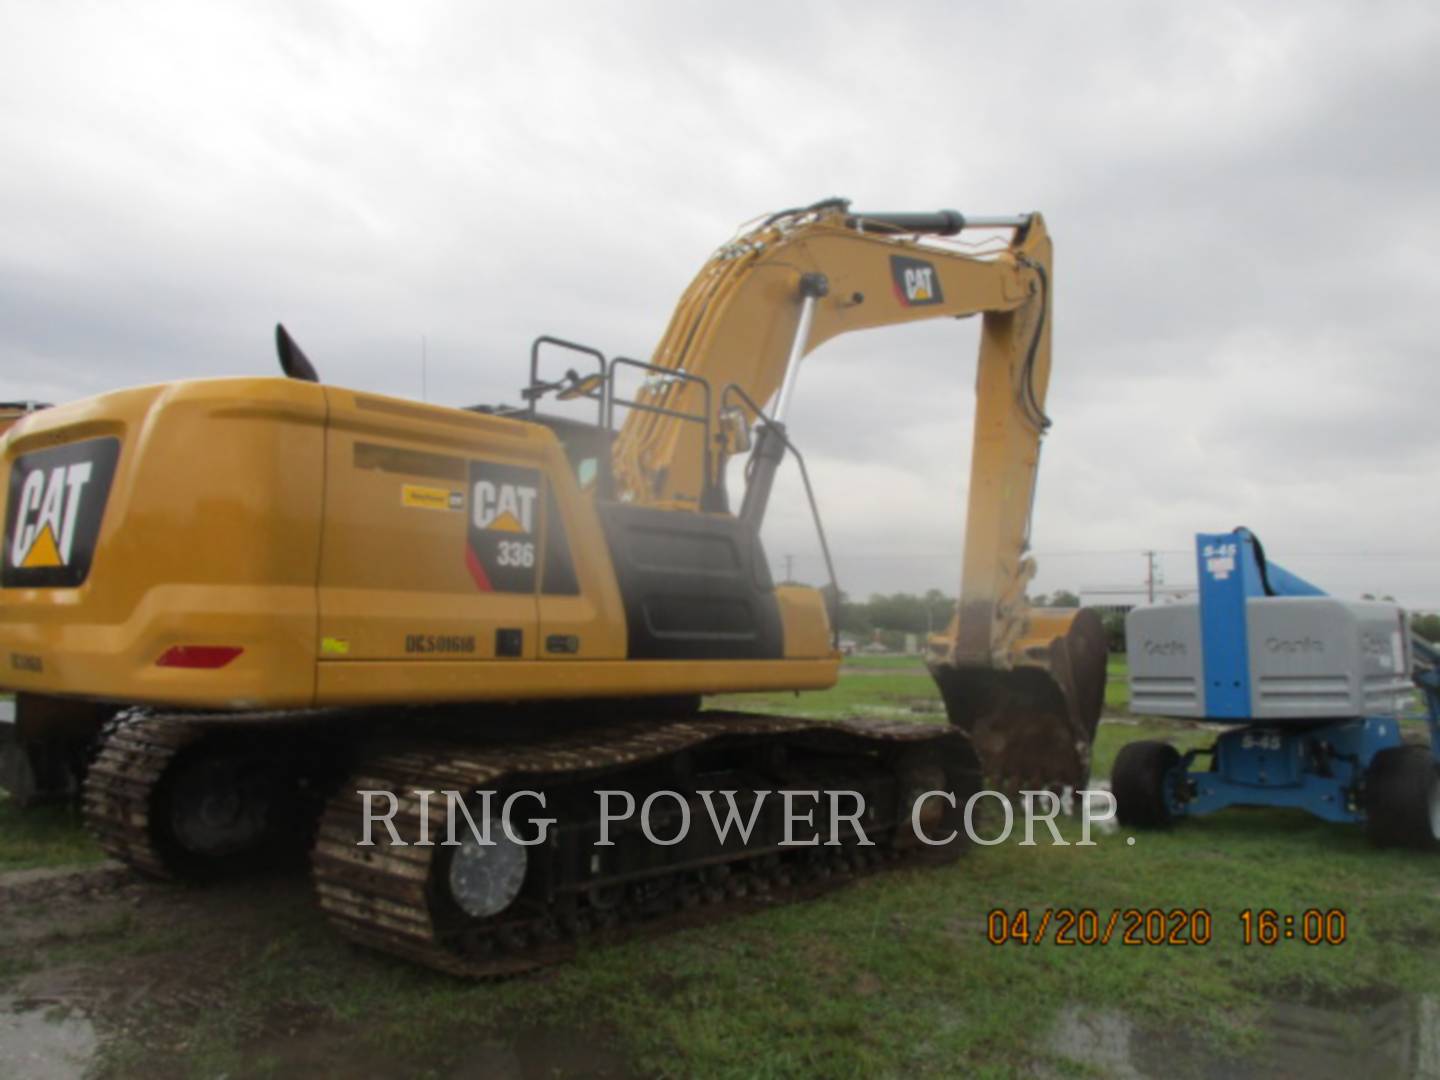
xmin=927 ymin=608 xmax=1108 ymax=793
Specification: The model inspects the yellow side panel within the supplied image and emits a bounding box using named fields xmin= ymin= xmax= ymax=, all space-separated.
xmin=0 ymin=379 xmax=325 ymax=709
xmin=316 ymin=392 xmax=628 ymax=684
xmin=319 ymin=392 xmax=540 ymax=661
xmin=776 ymin=585 xmax=837 ymax=660
xmin=1 ymin=379 xmax=837 ymax=711
xmin=317 ymin=658 xmax=838 ymax=705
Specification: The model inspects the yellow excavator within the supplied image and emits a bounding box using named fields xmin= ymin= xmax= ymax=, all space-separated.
xmin=0 ymin=198 xmax=1104 ymax=974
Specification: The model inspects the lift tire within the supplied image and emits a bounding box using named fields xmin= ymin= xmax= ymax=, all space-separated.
xmin=1112 ymin=741 xmax=1181 ymax=829
xmin=1364 ymin=745 xmax=1440 ymax=851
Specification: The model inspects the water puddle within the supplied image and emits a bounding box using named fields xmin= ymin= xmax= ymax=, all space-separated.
xmin=1049 ymin=994 xmax=1440 ymax=1079
xmin=0 ymin=987 xmax=636 ymax=1080
xmin=0 ymin=995 xmax=100 ymax=1080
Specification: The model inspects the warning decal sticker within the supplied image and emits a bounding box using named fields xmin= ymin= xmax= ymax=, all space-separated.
xmin=401 ymin=483 xmax=463 ymax=511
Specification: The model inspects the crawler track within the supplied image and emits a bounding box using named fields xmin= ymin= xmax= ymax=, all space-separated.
xmin=82 ymin=709 xmax=978 ymax=977
xmin=84 ymin=712 xmax=203 ymax=879
xmin=312 ymin=713 xmax=977 ymax=977
xmin=84 ymin=710 xmax=339 ymax=880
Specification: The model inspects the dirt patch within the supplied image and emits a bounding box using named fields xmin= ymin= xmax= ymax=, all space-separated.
xmin=2 ymin=879 xmax=271 ymax=1072
xmin=0 ymin=865 xmax=643 ymax=1077
xmin=0 ymin=861 xmax=132 ymax=905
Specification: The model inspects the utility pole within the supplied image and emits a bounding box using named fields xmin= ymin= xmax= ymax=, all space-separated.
xmin=1144 ymin=550 xmax=1158 ymax=604
xmin=784 ymin=553 xmax=794 ymax=583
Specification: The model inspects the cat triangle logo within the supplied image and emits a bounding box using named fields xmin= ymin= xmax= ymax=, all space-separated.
xmin=888 ymin=255 xmax=944 ymax=307
xmin=3 ymin=436 xmax=119 ymax=589
xmin=19 ymin=524 xmax=63 ymax=568
xmin=471 ymin=480 xmax=537 ymax=534
xmin=487 ymin=510 xmax=524 ymax=533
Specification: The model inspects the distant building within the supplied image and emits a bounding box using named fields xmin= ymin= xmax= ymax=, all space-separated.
xmin=1078 ymin=585 xmax=1194 ymax=615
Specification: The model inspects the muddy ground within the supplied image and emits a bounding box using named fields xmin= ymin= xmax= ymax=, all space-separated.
xmin=0 ymin=863 xmax=636 ymax=1079
xmin=5 ymin=676 xmax=1439 ymax=1077
xmin=4 ymin=856 xmax=1439 ymax=1079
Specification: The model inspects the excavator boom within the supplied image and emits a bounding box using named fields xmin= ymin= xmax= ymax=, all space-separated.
xmin=612 ymin=199 xmax=1106 ymax=790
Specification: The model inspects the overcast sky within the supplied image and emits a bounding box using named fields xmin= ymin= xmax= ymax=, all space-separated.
xmin=4 ymin=1 xmax=1438 ymax=607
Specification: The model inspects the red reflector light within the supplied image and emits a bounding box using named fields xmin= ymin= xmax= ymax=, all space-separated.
xmin=155 ymin=645 xmax=244 ymax=669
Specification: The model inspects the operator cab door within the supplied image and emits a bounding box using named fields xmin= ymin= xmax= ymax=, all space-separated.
xmin=531 ymin=414 xmax=629 ymax=662
xmin=315 ymin=390 xmax=541 ymax=688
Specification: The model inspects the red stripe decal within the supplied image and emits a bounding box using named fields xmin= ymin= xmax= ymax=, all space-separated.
xmin=464 ymin=545 xmax=493 ymax=591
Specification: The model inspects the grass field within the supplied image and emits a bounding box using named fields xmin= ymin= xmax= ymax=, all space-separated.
xmin=0 ymin=798 xmax=103 ymax=873
xmin=1 ymin=661 xmax=1437 ymax=1077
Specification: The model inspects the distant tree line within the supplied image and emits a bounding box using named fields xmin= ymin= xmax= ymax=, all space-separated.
xmin=819 ymin=587 xmax=956 ymax=640
xmin=1356 ymin=597 xmax=1438 ymax=645
xmin=817 ymin=586 xmax=1440 ymax=653
xmin=820 ymin=586 xmax=1083 ymax=643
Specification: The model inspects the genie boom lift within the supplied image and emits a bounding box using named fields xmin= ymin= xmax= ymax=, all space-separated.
xmin=1118 ymin=529 xmax=1440 ymax=848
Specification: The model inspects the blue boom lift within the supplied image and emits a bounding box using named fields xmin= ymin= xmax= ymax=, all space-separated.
xmin=1118 ymin=529 xmax=1440 ymax=848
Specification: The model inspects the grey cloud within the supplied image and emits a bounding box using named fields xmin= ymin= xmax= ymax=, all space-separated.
xmin=3 ymin=0 xmax=1438 ymax=606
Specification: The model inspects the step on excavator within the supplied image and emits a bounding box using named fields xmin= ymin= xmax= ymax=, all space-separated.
xmin=0 ymin=198 xmax=1105 ymax=974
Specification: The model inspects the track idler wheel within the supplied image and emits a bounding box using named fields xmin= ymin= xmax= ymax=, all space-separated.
xmin=85 ymin=715 xmax=317 ymax=881
xmin=929 ymin=608 xmax=1108 ymax=792
xmin=157 ymin=744 xmax=308 ymax=876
